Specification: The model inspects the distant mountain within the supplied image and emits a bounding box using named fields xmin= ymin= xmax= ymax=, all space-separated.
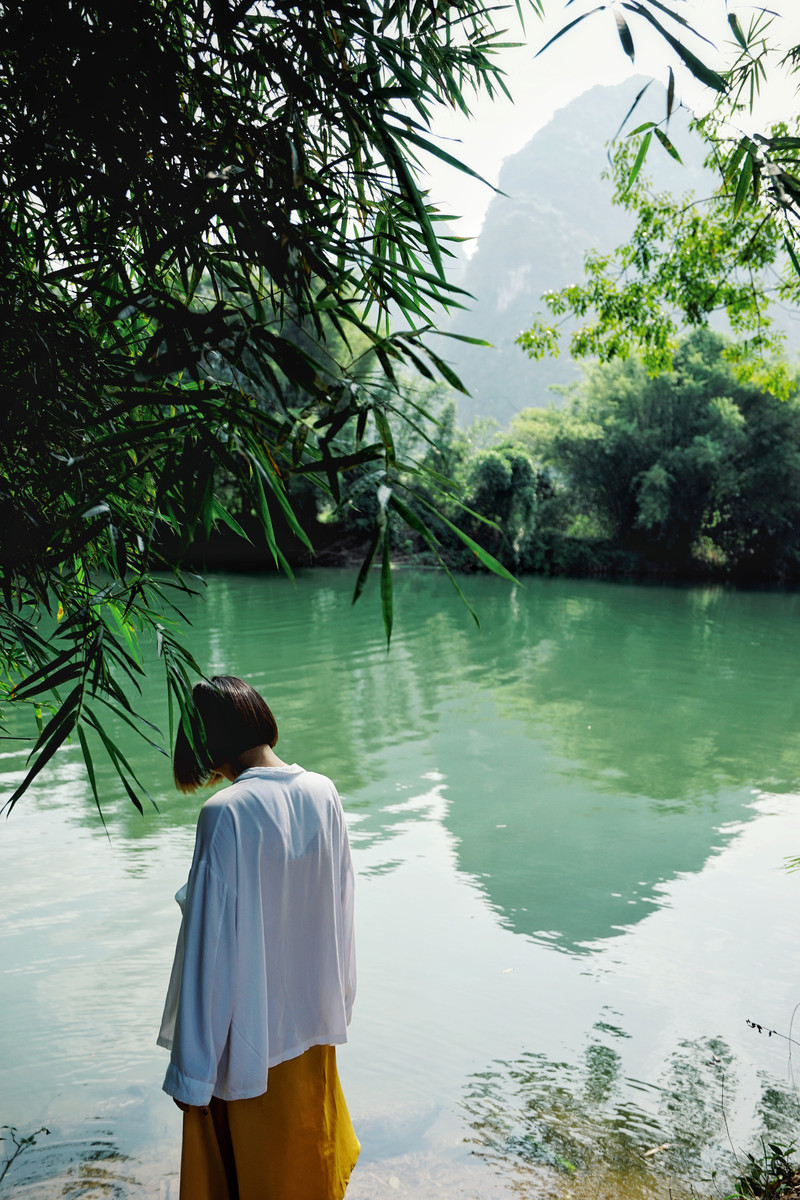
xmin=440 ymin=80 xmax=797 ymax=426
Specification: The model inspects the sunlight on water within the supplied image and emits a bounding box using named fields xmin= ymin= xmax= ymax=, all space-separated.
xmin=3 ymin=570 xmax=800 ymax=1198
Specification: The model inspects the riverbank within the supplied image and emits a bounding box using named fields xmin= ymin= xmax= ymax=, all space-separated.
xmin=164 ymin=523 xmax=799 ymax=586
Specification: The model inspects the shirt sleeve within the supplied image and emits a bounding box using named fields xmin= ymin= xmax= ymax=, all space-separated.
xmin=341 ymin=820 xmax=357 ymax=1024
xmin=161 ymin=858 xmax=236 ymax=1107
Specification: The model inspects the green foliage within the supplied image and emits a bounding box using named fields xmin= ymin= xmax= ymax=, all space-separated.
xmin=0 ymin=0 xmax=533 ymax=811
xmin=523 ymin=6 xmax=800 ymax=398
xmin=725 ymin=1140 xmax=800 ymax=1199
xmin=316 ymin=383 xmax=550 ymax=579
xmin=512 ymin=331 xmax=800 ymax=577
xmin=537 ymin=2 xmax=726 ymax=94
xmin=0 ymin=1126 xmax=50 ymax=1186
xmin=460 ymin=447 xmax=540 ymax=566
xmin=517 ymin=132 xmax=797 ymax=397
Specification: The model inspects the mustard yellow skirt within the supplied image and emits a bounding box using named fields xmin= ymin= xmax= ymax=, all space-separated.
xmin=179 ymin=1045 xmax=360 ymax=1200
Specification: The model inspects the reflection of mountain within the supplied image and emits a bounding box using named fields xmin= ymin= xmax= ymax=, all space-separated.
xmin=430 ymin=577 xmax=800 ymax=950
xmin=14 ymin=571 xmax=800 ymax=955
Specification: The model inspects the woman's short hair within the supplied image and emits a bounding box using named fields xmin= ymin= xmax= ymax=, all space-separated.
xmin=173 ymin=675 xmax=278 ymax=793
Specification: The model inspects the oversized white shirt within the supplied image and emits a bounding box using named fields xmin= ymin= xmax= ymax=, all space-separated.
xmin=157 ymin=764 xmax=356 ymax=1107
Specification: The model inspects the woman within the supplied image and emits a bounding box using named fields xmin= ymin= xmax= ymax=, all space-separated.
xmin=157 ymin=676 xmax=359 ymax=1200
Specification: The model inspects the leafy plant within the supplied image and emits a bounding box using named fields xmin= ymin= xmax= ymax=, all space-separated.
xmin=511 ymin=331 xmax=800 ymax=578
xmin=0 ymin=1125 xmax=50 ymax=1186
xmin=725 ymin=1140 xmax=800 ymax=1199
xmin=3 ymin=0 xmax=788 ymax=813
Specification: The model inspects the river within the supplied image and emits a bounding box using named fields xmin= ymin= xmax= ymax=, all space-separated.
xmin=2 ymin=569 xmax=800 ymax=1198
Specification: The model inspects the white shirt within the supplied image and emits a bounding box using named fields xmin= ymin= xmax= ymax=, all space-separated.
xmin=157 ymin=764 xmax=356 ymax=1107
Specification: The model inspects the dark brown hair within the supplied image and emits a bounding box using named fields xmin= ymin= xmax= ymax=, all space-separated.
xmin=173 ymin=675 xmax=278 ymax=793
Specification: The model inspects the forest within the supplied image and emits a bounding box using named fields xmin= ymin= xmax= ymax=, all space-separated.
xmin=202 ymin=328 xmax=800 ymax=584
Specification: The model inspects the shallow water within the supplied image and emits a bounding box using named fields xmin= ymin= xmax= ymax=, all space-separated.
xmin=2 ymin=570 xmax=800 ymax=1198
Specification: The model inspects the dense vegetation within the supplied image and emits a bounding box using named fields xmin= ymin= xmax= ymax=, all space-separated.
xmin=209 ymin=330 xmax=799 ymax=584
xmin=511 ymin=332 xmax=800 ymax=581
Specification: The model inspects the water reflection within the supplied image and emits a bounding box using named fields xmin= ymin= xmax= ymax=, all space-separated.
xmin=5 ymin=570 xmax=800 ymax=956
xmin=462 ymin=1033 xmax=800 ymax=1200
xmin=7 ymin=1135 xmax=134 ymax=1198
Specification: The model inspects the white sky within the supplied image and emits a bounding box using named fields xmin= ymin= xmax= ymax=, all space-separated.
xmin=421 ymin=1 xmax=800 ymax=246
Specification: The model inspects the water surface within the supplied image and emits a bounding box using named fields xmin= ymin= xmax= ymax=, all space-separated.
xmin=2 ymin=570 xmax=800 ymax=1198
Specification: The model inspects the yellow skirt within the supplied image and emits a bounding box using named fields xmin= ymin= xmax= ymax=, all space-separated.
xmin=179 ymin=1044 xmax=360 ymax=1200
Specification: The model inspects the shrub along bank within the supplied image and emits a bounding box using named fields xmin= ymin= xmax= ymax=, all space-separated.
xmin=176 ymin=332 xmax=800 ymax=584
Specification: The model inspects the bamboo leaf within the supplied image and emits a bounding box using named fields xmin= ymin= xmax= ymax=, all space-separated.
xmin=610 ymin=80 xmax=652 ymax=146
xmin=416 ymin=500 xmax=519 ymax=584
xmin=352 ymin=521 xmax=383 ymax=605
xmin=439 ymin=562 xmax=481 ymax=628
xmin=388 ymin=494 xmax=440 ymax=549
xmin=83 ymin=708 xmax=157 ymax=810
xmin=622 ymin=131 xmax=652 ymax=195
xmin=654 ymin=126 xmax=682 ymax=163
xmin=725 ymin=137 xmax=749 ymax=187
xmin=535 ymin=8 xmax=607 ymax=57
xmin=32 ymin=685 xmax=83 ymax=754
xmin=211 ymin=498 xmax=250 ymax=541
xmin=11 ymin=659 xmax=82 ymax=702
xmin=255 ymin=460 xmax=313 ymax=553
xmin=3 ymin=698 xmax=79 ymax=814
xmin=622 ymin=3 xmax=727 ymax=91
xmin=784 ymin=236 xmax=800 ymax=281
xmin=386 ymin=124 xmax=500 ymax=191
xmin=728 ymin=12 xmax=747 ymax=49
xmin=380 ymin=523 xmax=393 ymax=645
xmin=625 ymin=0 xmax=713 ymax=40
xmin=373 ymin=408 xmax=397 ymax=467
xmin=77 ymin=726 xmax=109 ymax=834
xmin=615 ymin=10 xmax=635 ymax=61
xmin=734 ymin=149 xmax=754 ymax=218
xmin=292 ymin=445 xmax=384 ymax=476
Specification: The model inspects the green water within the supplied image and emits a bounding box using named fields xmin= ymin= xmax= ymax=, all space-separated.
xmin=3 ymin=570 xmax=800 ymax=1198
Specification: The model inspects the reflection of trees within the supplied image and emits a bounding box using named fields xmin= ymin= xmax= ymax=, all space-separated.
xmin=4 ymin=570 xmax=468 ymax=848
xmin=462 ymin=1033 xmax=800 ymax=1200
xmin=417 ymin=574 xmax=800 ymax=949
xmin=468 ymin=578 xmax=800 ymax=803
xmin=4 ymin=1132 xmax=135 ymax=1196
xmin=10 ymin=570 xmax=800 ymax=937
xmin=759 ymin=1082 xmax=800 ymax=1137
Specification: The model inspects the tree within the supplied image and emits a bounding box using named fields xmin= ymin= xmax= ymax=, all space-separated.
xmin=520 ymin=6 xmax=800 ymax=396
xmin=1 ymin=0 xmax=530 ymax=813
xmin=512 ymin=330 xmax=800 ymax=576
xmin=458 ymin=447 xmax=540 ymax=568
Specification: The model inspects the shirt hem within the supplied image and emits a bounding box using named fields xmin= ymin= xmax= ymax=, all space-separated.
xmin=267 ymin=1031 xmax=347 ymax=1070
xmin=209 ymin=1034 xmax=349 ymax=1102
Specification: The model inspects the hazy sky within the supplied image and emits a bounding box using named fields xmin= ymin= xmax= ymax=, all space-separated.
xmin=422 ymin=1 xmax=800 ymax=244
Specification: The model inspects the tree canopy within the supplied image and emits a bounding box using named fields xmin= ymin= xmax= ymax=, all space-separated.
xmin=512 ymin=330 xmax=800 ymax=578
xmin=519 ymin=6 xmax=800 ymax=395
